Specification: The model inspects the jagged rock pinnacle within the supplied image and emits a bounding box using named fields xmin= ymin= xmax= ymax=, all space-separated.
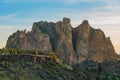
xmin=63 ymin=17 xmax=70 ymax=24
xmin=82 ymin=20 xmax=89 ymax=25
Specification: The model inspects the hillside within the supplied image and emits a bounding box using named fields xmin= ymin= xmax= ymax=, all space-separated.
xmin=0 ymin=49 xmax=120 ymax=80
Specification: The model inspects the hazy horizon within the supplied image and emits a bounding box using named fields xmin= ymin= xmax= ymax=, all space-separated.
xmin=0 ymin=0 xmax=120 ymax=54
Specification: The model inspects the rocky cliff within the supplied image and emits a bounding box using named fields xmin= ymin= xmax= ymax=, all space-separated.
xmin=6 ymin=18 xmax=119 ymax=64
xmin=72 ymin=20 xmax=118 ymax=63
xmin=32 ymin=18 xmax=76 ymax=64
xmin=6 ymin=27 xmax=52 ymax=51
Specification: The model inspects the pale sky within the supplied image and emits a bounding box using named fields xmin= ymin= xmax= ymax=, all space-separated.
xmin=0 ymin=0 xmax=120 ymax=54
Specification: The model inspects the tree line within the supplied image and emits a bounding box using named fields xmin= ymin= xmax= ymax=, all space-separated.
xmin=0 ymin=48 xmax=55 ymax=55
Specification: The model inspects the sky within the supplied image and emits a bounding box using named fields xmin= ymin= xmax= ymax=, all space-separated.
xmin=0 ymin=0 xmax=120 ymax=54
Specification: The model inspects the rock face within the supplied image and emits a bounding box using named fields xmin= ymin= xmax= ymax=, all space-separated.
xmin=72 ymin=20 xmax=91 ymax=62
xmin=72 ymin=20 xmax=118 ymax=63
xmin=6 ymin=18 xmax=119 ymax=64
xmin=32 ymin=18 xmax=76 ymax=64
xmin=6 ymin=28 xmax=52 ymax=51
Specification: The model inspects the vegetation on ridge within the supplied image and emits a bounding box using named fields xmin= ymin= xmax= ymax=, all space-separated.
xmin=0 ymin=49 xmax=120 ymax=80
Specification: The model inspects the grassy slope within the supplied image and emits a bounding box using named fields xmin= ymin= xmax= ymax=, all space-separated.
xmin=0 ymin=58 xmax=120 ymax=80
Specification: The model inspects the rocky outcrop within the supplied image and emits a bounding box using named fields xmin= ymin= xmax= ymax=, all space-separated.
xmin=88 ymin=28 xmax=118 ymax=62
xmin=72 ymin=20 xmax=91 ymax=62
xmin=72 ymin=20 xmax=118 ymax=63
xmin=6 ymin=18 xmax=119 ymax=64
xmin=32 ymin=18 xmax=76 ymax=64
xmin=6 ymin=28 xmax=52 ymax=51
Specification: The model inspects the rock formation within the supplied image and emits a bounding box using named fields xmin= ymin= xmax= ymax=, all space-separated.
xmin=6 ymin=18 xmax=119 ymax=64
xmin=72 ymin=20 xmax=91 ymax=62
xmin=32 ymin=18 xmax=76 ymax=64
xmin=72 ymin=20 xmax=118 ymax=63
xmin=6 ymin=27 xmax=52 ymax=51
